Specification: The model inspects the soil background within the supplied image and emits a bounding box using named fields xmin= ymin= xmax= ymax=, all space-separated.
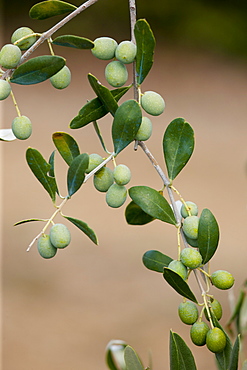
xmin=1 ymin=2 xmax=247 ymax=370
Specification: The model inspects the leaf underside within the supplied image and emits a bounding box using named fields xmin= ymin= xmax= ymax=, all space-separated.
xmin=29 ymin=0 xmax=77 ymax=20
xmin=170 ymin=331 xmax=197 ymax=370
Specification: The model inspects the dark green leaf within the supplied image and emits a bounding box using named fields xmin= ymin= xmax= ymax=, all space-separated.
xmin=26 ymin=148 xmax=57 ymax=202
xmin=142 ymin=250 xmax=173 ymax=273
xmin=11 ymin=55 xmax=65 ymax=85
xmin=229 ymin=335 xmax=240 ymax=370
xmin=198 ymin=209 xmax=219 ymax=264
xmin=226 ymin=289 xmax=245 ymax=335
xmin=88 ymin=74 xmax=118 ymax=116
xmin=124 ymin=346 xmax=144 ymax=370
xmin=92 ymin=121 xmax=108 ymax=153
xmin=70 ymin=85 xmax=131 ymax=129
xmin=112 ymin=100 xmax=142 ymax=154
xmin=52 ymin=132 xmax=80 ymax=166
xmin=14 ymin=218 xmax=47 ymax=226
xmin=29 ymin=0 xmax=77 ymax=20
xmin=163 ymin=118 xmax=194 ymax=181
xmin=67 ymin=153 xmax=89 ymax=196
xmin=170 ymin=331 xmax=197 ymax=370
xmin=134 ymin=19 xmax=155 ymax=85
xmin=125 ymin=200 xmax=154 ymax=225
xmin=163 ymin=268 xmax=198 ymax=303
xmin=48 ymin=150 xmax=59 ymax=195
xmin=63 ymin=216 xmax=98 ymax=245
xmin=52 ymin=35 xmax=93 ymax=49
xmin=129 ymin=186 xmax=176 ymax=225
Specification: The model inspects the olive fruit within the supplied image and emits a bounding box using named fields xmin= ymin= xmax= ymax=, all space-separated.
xmin=113 ymin=164 xmax=131 ymax=185
xmin=93 ymin=167 xmax=114 ymax=192
xmin=178 ymin=301 xmax=198 ymax=325
xmin=180 ymin=248 xmax=202 ymax=269
xmin=167 ymin=260 xmax=187 ymax=280
xmin=135 ymin=116 xmax=153 ymax=141
xmin=182 ymin=215 xmax=199 ymax=240
xmin=12 ymin=115 xmax=32 ymax=140
xmin=0 ymin=79 xmax=11 ymax=100
xmin=50 ymin=65 xmax=71 ymax=89
xmin=141 ymin=91 xmax=165 ymax=116
xmin=49 ymin=223 xmax=71 ymax=249
xmin=206 ymin=327 xmax=227 ymax=353
xmin=11 ymin=27 xmax=36 ymax=50
xmin=115 ymin=40 xmax=137 ymax=64
xmin=105 ymin=61 xmax=128 ymax=87
xmin=204 ymin=299 xmax=222 ymax=321
xmin=106 ymin=184 xmax=127 ymax=208
xmin=91 ymin=37 xmax=118 ymax=60
xmin=181 ymin=201 xmax=198 ymax=218
xmin=37 ymin=234 xmax=57 ymax=259
xmin=211 ymin=270 xmax=234 ymax=290
xmin=190 ymin=321 xmax=210 ymax=346
xmin=86 ymin=153 xmax=104 ymax=174
xmin=0 ymin=44 xmax=22 ymax=69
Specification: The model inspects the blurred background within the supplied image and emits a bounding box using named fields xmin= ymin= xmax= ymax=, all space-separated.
xmin=2 ymin=0 xmax=247 ymax=369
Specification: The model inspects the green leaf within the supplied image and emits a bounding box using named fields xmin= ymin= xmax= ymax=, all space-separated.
xmin=112 ymin=100 xmax=142 ymax=154
xmin=163 ymin=268 xmax=198 ymax=303
xmin=26 ymin=148 xmax=57 ymax=202
xmin=142 ymin=250 xmax=173 ymax=273
xmin=198 ymin=208 xmax=219 ymax=264
xmin=0 ymin=129 xmax=16 ymax=141
xmin=106 ymin=340 xmax=128 ymax=370
xmin=52 ymin=132 xmax=80 ymax=166
xmin=11 ymin=55 xmax=65 ymax=85
xmin=125 ymin=200 xmax=155 ymax=225
xmin=52 ymin=35 xmax=94 ymax=49
xmin=63 ymin=216 xmax=98 ymax=245
xmin=48 ymin=150 xmax=59 ymax=195
xmin=229 ymin=335 xmax=240 ymax=370
xmin=70 ymin=85 xmax=131 ymax=129
xmin=134 ymin=19 xmax=155 ymax=85
xmin=14 ymin=218 xmax=47 ymax=226
xmin=163 ymin=118 xmax=195 ymax=181
xmin=169 ymin=331 xmax=197 ymax=370
xmin=29 ymin=0 xmax=77 ymax=20
xmin=129 ymin=186 xmax=176 ymax=225
xmin=88 ymin=74 xmax=118 ymax=116
xmin=92 ymin=121 xmax=108 ymax=153
xmin=67 ymin=153 xmax=89 ymax=197
xmin=124 ymin=346 xmax=144 ymax=370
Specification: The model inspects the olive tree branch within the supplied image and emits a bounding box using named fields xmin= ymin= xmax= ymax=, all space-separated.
xmin=1 ymin=0 xmax=100 ymax=81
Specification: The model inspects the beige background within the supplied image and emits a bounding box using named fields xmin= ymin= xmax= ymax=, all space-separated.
xmin=2 ymin=29 xmax=247 ymax=370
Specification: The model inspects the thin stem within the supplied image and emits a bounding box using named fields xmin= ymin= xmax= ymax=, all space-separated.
xmin=10 ymin=89 xmax=21 ymax=117
xmin=84 ymin=153 xmax=115 ymax=182
xmin=129 ymin=0 xmax=138 ymax=101
xmin=1 ymin=0 xmax=100 ymax=81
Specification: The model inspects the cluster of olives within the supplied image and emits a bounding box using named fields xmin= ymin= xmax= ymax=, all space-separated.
xmin=37 ymin=223 xmax=71 ymax=259
xmin=178 ymin=298 xmax=226 ymax=353
xmin=86 ymin=153 xmax=131 ymax=208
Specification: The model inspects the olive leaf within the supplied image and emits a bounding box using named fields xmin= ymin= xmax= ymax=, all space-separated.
xmin=63 ymin=216 xmax=98 ymax=245
xmin=163 ymin=268 xmax=198 ymax=303
xmin=52 ymin=35 xmax=94 ymax=49
xmin=124 ymin=345 xmax=144 ymax=370
xmin=169 ymin=331 xmax=197 ymax=370
xmin=67 ymin=153 xmax=89 ymax=197
xmin=142 ymin=250 xmax=173 ymax=273
xmin=229 ymin=335 xmax=240 ymax=370
xmin=125 ymin=200 xmax=155 ymax=225
xmin=198 ymin=208 xmax=220 ymax=264
xmin=52 ymin=132 xmax=80 ymax=166
xmin=29 ymin=0 xmax=77 ymax=20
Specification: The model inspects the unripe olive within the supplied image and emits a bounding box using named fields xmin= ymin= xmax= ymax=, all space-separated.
xmin=50 ymin=65 xmax=71 ymax=89
xmin=113 ymin=164 xmax=131 ymax=185
xmin=115 ymin=40 xmax=137 ymax=64
xmin=181 ymin=201 xmax=198 ymax=218
xmin=168 ymin=260 xmax=187 ymax=280
xmin=211 ymin=270 xmax=234 ymax=290
xmin=37 ymin=234 xmax=57 ymax=259
xmin=105 ymin=61 xmax=128 ymax=87
xmin=93 ymin=167 xmax=114 ymax=192
xmin=12 ymin=115 xmax=32 ymax=140
xmin=106 ymin=183 xmax=127 ymax=208
xmin=141 ymin=91 xmax=165 ymax=116
xmin=85 ymin=153 xmax=104 ymax=174
xmin=135 ymin=116 xmax=153 ymax=141
xmin=206 ymin=327 xmax=227 ymax=353
xmin=178 ymin=301 xmax=198 ymax=325
xmin=180 ymin=248 xmax=202 ymax=269
xmin=204 ymin=299 xmax=223 ymax=321
xmin=182 ymin=215 xmax=199 ymax=240
xmin=91 ymin=37 xmax=118 ymax=60
xmin=0 ymin=79 xmax=11 ymax=100
xmin=49 ymin=223 xmax=71 ymax=249
xmin=11 ymin=27 xmax=36 ymax=50
xmin=0 ymin=44 xmax=22 ymax=69
xmin=190 ymin=321 xmax=210 ymax=346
